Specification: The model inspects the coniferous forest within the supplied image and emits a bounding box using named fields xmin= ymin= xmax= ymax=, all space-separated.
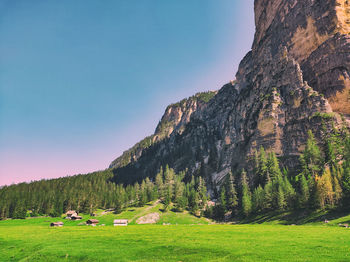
xmin=1 ymin=129 xmax=350 ymax=221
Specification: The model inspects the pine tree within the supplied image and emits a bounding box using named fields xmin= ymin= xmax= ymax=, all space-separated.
xmin=252 ymin=185 xmax=265 ymax=213
xmin=301 ymin=130 xmax=323 ymax=177
xmin=325 ymin=140 xmax=337 ymax=169
xmin=332 ymin=174 xmax=342 ymax=205
xmin=134 ymin=182 xmax=140 ymax=207
xmin=12 ymin=200 xmax=26 ymax=219
xmin=163 ymin=191 xmax=171 ymax=211
xmin=342 ymin=166 xmax=350 ymax=209
xmin=277 ymin=185 xmax=286 ymax=211
xmin=315 ymin=168 xmax=335 ymax=209
xmin=175 ymin=194 xmax=188 ymax=212
xmin=164 ymin=165 xmax=174 ymax=185
xmin=299 ymin=174 xmax=309 ymax=208
xmin=253 ymin=149 xmax=260 ymax=187
xmin=197 ymin=177 xmax=208 ymax=208
xmin=155 ymin=167 xmax=164 ymax=199
xmin=115 ymin=195 xmax=123 ymax=214
xmin=173 ymin=179 xmax=184 ymax=204
xmin=214 ymin=187 xmax=227 ymax=220
xmin=282 ymin=176 xmax=296 ymax=208
xmin=263 ymin=181 xmax=273 ymax=211
xmin=188 ymin=188 xmax=199 ymax=215
xmin=258 ymin=147 xmax=269 ymax=186
xmin=225 ymin=172 xmax=238 ymax=213
xmin=267 ymin=152 xmax=282 ymax=181
xmin=145 ymin=177 xmax=155 ymax=201
xmin=241 ymin=170 xmax=252 ymax=217
xmin=219 ymin=187 xmax=227 ymax=214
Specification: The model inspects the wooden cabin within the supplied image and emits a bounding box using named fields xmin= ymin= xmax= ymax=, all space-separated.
xmin=114 ymin=219 xmax=128 ymax=226
xmin=50 ymin=222 xmax=63 ymax=227
xmin=71 ymin=215 xmax=83 ymax=220
xmin=66 ymin=210 xmax=78 ymax=219
xmin=86 ymin=219 xmax=99 ymax=225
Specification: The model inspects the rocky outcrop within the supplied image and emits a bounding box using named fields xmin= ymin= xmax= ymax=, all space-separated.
xmin=252 ymin=0 xmax=350 ymax=115
xmin=109 ymin=0 xmax=349 ymax=190
xmin=109 ymin=91 xmax=216 ymax=169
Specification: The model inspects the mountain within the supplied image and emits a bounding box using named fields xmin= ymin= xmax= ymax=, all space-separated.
xmin=2 ymin=0 xmax=350 ymax=222
xmin=109 ymin=0 xmax=350 ymax=190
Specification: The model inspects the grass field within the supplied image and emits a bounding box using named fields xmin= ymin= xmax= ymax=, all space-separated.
xmin=1 ymin=204 xmax=350 ymax=261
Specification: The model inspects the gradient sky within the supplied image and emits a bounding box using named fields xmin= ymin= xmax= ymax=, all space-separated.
xmin=0 ymin=0 xmax=255 ymax=186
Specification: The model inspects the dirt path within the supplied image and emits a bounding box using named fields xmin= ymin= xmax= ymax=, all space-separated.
xmin=136 ymin=213 xmax=160 ymax=224
xmin=130 ymin=200 xmax=161 ymax=223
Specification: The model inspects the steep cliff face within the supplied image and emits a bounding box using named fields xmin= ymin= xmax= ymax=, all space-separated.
xmin=109 ymin=91 xmax=216 ymax=169
xmin=252 ymin=0 xmax=350 ymax=114
xmin=110 ymin=0 xmax=349 ymax=189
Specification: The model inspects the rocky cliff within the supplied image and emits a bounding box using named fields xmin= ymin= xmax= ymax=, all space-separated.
xmin=109 ymin=91 xmax=216 ymax=169
xmin=110 ymin=0 xmax=350 ymax=190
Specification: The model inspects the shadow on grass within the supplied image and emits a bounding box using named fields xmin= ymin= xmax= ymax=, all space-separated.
xmin=240 ymin=209 xmax=350 ymax=225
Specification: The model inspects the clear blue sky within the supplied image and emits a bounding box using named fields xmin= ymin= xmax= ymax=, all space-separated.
xmin=0 ymin=0 xmax=255 ymax=185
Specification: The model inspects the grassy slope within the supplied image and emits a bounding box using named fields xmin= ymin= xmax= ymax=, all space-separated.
xmin=0 ymin=201 xmax=209 ymax=228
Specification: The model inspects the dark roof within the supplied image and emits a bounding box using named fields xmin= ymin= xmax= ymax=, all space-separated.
xmin=50 ymin=222 xmax=63 ymax=226
xmin=71 ymin=216 xmax=82 ymax=219
xmin=87 ymin=219 xmax=99 ymax=224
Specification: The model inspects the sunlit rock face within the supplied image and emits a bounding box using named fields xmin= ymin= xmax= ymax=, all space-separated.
xmin=252 ymin=0 xmax=350 ymax=114
xmin=110 ymin=0 xmax=349 ymax=190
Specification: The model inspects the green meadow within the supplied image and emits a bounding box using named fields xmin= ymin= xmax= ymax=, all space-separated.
xmin=1 ymin=204 xmax=350 ymax=262
xmin=1 ymin=223 xmax=350 ymax=261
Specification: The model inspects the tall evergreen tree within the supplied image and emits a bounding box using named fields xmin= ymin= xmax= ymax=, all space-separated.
xmin=252 ymin=185 xmax=265 ymax=213
xmin=225 ymin=172 xmax=238 ymax=213
xmin=300 ymin=130 xmax=323 ymax=178
xmin=267 ymin=152 xmax=282 ymax=181
xmin=298 ymin=174 xmax=310 ymax=208
xmin=241 ymin=170 xmax=252 ymax=217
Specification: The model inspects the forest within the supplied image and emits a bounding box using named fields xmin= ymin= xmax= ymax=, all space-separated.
xmin=1 ymin=128 xmax=350 ymax=221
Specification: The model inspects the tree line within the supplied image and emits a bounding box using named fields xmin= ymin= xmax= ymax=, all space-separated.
xmin=1 ymin=128 xmax=350 ymax=221
xmin=208 ymin=129 xmax=350 ymax=220
xmin=0 ymin=165 xmax=207 ymax=219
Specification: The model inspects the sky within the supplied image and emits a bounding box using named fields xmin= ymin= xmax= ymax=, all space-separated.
xmin=0 ymin=0 xmax=255 ymax=186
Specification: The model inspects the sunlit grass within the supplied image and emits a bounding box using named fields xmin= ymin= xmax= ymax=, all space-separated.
xmin=1 ymin=224 xmax=349 ymax=261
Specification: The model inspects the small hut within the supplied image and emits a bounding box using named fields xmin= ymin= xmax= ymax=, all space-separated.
xmin=66 ymin=210 xmax=78 ymax=219
xmin=86 ymin=219 xmax=99 ymax=226
xmin=114 ymin=219 xmax=128 ymax=226
xmin=50 ymin=222 xmax=63 ymax=227
xmin=71 ymin=215 xmax=83 ymax=220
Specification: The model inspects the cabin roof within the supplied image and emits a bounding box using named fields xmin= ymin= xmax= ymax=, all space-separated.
xmin=51 ymin=222 xmax=63 ymax=225
xmin=87 ymin=219 xmax=99 ymax=223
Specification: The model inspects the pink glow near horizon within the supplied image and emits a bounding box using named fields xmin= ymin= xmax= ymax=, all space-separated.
xmin=0 ymin=152 xmax=109 ymax=186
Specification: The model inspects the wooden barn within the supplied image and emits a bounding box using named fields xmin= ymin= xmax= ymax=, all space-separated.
xmin=50 ymin=222 xmax=63 ymax=227
xmin=86 ymin=219 xmax=99 ymax=226
xmin=66 ymin=210 xmax=78 ymax=219
xmin=114 ymin=219 xmax=128 ymax=226
xmin=71 ymin=215 xmax=83 ymax=220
